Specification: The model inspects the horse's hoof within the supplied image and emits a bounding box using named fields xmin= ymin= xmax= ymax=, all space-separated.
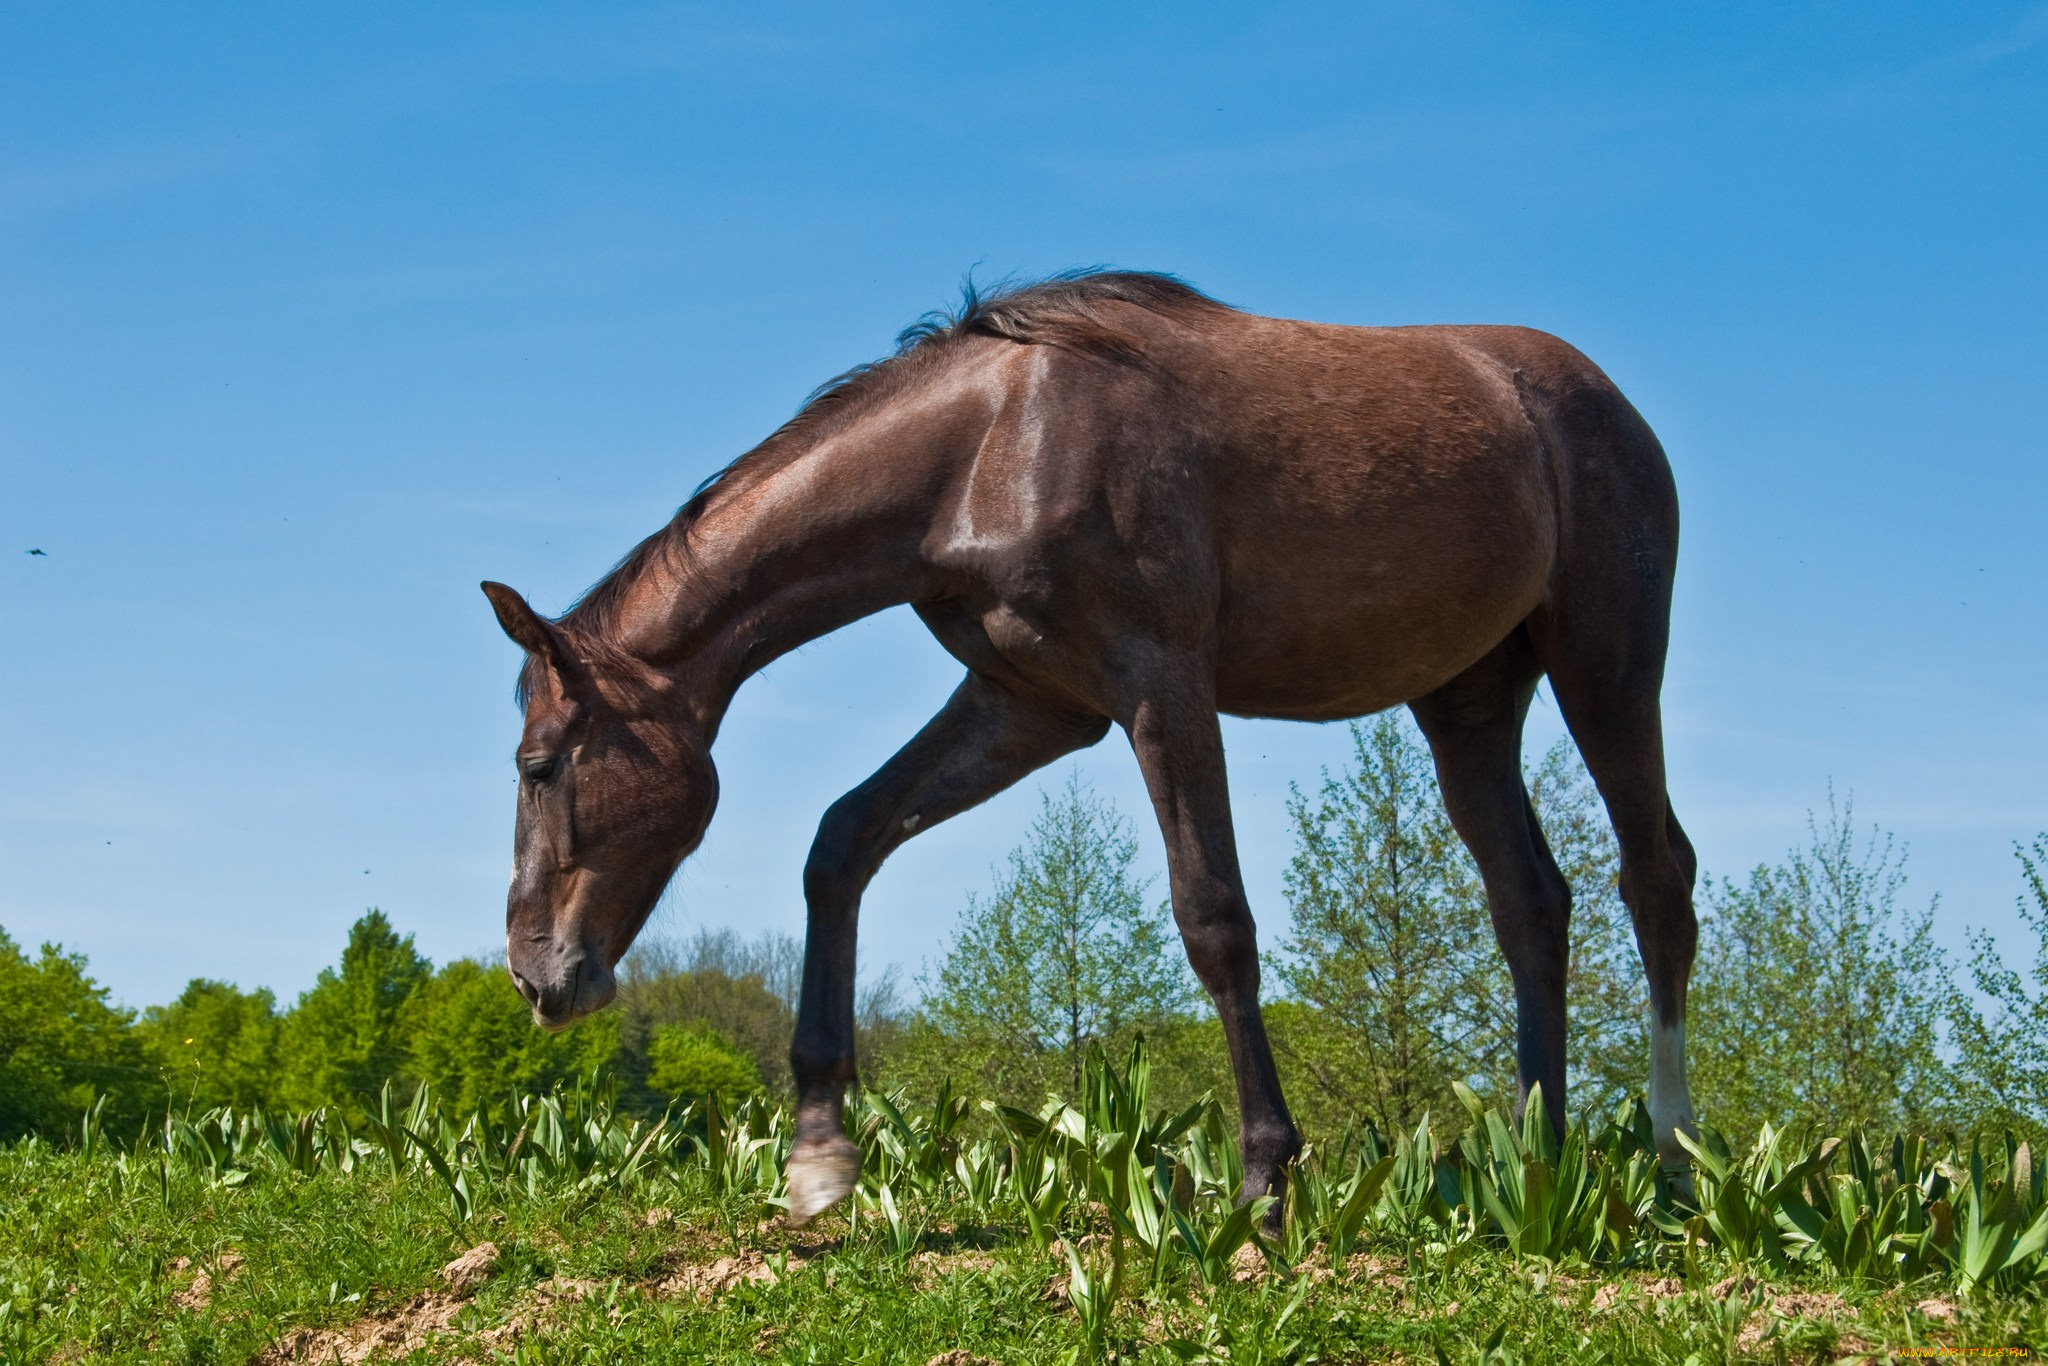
xmin=786 ymin=1137 xmax=860 ymax=1225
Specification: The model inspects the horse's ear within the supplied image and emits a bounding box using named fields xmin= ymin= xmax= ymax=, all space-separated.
xmin=481 ymin=581 xmax=565 ymax=664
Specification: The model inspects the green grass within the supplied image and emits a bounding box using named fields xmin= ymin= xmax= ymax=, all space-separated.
xmin=2 ymin=1058 xmax=2043 ymax=1364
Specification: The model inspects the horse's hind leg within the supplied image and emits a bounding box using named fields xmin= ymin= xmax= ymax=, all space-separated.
xmin=1534 ymin=567 xmax=1699 ymax=1171
xmin=1410 ymin=632 xmax=1574 ymax=1139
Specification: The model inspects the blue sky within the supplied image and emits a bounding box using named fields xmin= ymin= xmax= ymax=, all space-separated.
xmin=3 ymin=3 xmax=2044 ymax=1012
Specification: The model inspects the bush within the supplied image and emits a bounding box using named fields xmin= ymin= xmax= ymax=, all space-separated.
xmin=646 ymin=1023 xmax=760 ymax=1099
xmin=403 ymin=958 xmax=621 ymax=1118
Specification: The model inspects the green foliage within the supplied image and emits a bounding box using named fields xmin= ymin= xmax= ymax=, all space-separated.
xmin=274 ymin=909 xmax=432 ymax=1112
xmin=1944 ymin=836 xmax=2048 ymax=1139
xmin=3 ymin=1052 xmax=2046 ymax=1364
xmin=402 ymin=958 xmax=621 ymax=1118
xmin=0 ymin=928 xmax=153 ymax=1141
xmin=1273 ymin=715 xmax=1503 ymax=1135
xmin=1273 ymin=719 xmax=1653 ymax=1139
xmin=613 ymin=929 xmax=811 ymax=1104
xmin=900 ymin=776 xmax=1196 ymax=1104
xmin=645 ymin=1023 xmax=760 ymax=1099
xmin=137 ymin=978 xmax=282 ymax=1111
xmin=1688 ymin=796 xmax=1948 ymax=1141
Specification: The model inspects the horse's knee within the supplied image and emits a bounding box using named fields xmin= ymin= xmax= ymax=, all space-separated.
xmin=803 ymin=796 xmax=874 ymax=906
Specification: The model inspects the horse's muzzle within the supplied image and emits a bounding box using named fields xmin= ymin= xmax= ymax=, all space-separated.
xmin=508 ymin=950 xmax=616 ymax=1029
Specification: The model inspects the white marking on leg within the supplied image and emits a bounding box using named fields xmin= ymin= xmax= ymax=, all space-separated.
xmin=901 ymin=813 xmax=921 ymax=833
xmin=1647 ymin=1015 xmax=1695 ymax=1163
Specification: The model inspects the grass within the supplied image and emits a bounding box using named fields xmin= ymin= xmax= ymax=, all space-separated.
xmin=2 ymin=1054 xmax=2044 ymax=1364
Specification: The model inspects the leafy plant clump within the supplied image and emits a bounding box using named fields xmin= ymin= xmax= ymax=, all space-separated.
xmin=3 ymin=1044 xmax=2043 ymax=1363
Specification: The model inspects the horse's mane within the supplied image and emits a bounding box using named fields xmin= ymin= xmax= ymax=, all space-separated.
xmin=523 ymin=269 xmax=1227 ymax=692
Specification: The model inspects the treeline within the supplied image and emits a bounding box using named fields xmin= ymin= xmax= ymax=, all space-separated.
xmin=3 ymin=716 xmax=2044 ymax=1145
xmin=0 ymin=911 xmax=900 ymax=1143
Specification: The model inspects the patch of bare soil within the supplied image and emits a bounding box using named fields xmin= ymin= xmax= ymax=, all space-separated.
xmin=168 ymin=1250 xmax=245 ymax=1312
xmin=909 ymin=1248 xmax=998 ymax=1285
xmin=1339 ymin=1251 xmax=1404 ymax=1288
xmin=256 ymin=1293 xmax=470 ymax=1365
xmin=1768 ymin=1290 xmax=1848 ymax=1320
xmin=650 ymin=1250 xmax=785 ymax=1300
xmin=171 ymin=1273 xmax=214 ymax=1313
xmin=1916 ymin=1297 xmax=1958 ymax=1322
xmin=1727 ymin=1286 xmax=1850 ymax=1353
xmin=1709 ymin=1273 xmax=1759 ymax=1300
xmin=440 ymin=1242 xmax=500 ymax=1293
xmin=923 ymin=1353 xmax=999 ymax=1366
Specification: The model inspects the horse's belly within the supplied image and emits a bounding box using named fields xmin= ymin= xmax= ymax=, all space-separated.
xmin=1210 ymin=508 xmax=1552 ymax=720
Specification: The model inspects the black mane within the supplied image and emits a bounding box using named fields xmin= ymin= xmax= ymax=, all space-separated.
xmin=526 ymin=269 xmax=1227 ymax=686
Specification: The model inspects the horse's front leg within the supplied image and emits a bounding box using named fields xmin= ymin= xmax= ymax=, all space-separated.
xmin=786 ymin=671 xmax=1109 ymax=1223
xmin=1115 ymin=660 xmax=1301 ymax=1227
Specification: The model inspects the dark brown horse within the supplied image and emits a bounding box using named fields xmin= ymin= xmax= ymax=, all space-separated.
xmin=482 ymin=270 xmax=1699 ymax=1224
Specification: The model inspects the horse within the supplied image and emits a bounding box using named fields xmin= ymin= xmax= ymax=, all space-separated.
xmin=482 ymin=269 xmax=1700 ymax=1225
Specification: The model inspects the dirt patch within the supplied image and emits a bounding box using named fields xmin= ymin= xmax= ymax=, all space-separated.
xmin=1710 ymin=1273 xmax=1759 ymax=1300
xmin=1768 ymin=1290 xmax=1847 ymax=1320
xmin=1722 ymin=1286 xmax=1849 ymax=1354
xmin=256 ymin=1292 xmax=469 ymax=1364
xmin=923 ymin=1353 xmax=999 ymax=1366
xmin=1916 ymin=1297 xmax=1958 ymax=1322
xmin=1340 ymin=1252 xmax=1405 ymax=1288
xmin=651 ymin=1249 xmax=797 ymax=1300
xmin=440 ymin=1242 xmax=500 ymax=1293
xmin=910 ymin=1248 xmax=998 ymax=1284
xmin=171 ymin=1272 xmax=214 ymax=1312
xmin=169 ymin=1249 xmax=245 ymax=1312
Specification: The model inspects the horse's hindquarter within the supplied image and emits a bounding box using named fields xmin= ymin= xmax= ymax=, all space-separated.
xmin=1194 ymin=320 xmax=1564 ymax=720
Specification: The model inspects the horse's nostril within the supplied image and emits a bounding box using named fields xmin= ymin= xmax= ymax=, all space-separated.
xmin=509 ymin=968 xmax=540 ymax=1006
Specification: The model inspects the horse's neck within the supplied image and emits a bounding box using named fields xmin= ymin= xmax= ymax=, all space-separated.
xmin=616 ymin=417 xmax=951 ymax=731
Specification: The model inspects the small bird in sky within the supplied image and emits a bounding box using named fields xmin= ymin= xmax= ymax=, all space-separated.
xmin=27 ymin=548 xmax=47 ymax=556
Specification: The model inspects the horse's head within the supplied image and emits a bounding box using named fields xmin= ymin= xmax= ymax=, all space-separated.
xmin=482 ymin=582 xmax=717 ymax=1028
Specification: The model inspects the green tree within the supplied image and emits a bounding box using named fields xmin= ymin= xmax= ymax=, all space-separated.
xmin=275 ymin=909 xmax=431 ymax=1111
xmin=0 ymin=927 xmax=155 ymax=1140
xmin=1271 ymin=715 xmax=1506 ymax=1136
xmin=1943 ymin=835 xmax=2048 ymax=1139
xmin=615 ymin=930 xmax=801 ymax=1095
xmin=402 ymin=959 xmax=620 ymax=1117
xmin=138 ymin=979 xmax=284 ymax=1111
xmin=901 ymin=777 xmax=1196 ymax=1103
xmin=1270 ymin=719 xmax=1651 ymax=1138
xmin=645 ymin=1024 xmax=761 ymax=1099
xmin=1688 ymin=796 xmax=1948 ymax=1140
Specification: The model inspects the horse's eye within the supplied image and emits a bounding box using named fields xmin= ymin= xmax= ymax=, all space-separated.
xmin=520 ymin=755 xmax=561 ymax=785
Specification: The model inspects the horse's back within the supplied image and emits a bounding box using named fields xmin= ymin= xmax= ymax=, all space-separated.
xmin=939 ymin=304 xmax=1675 ymax=720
